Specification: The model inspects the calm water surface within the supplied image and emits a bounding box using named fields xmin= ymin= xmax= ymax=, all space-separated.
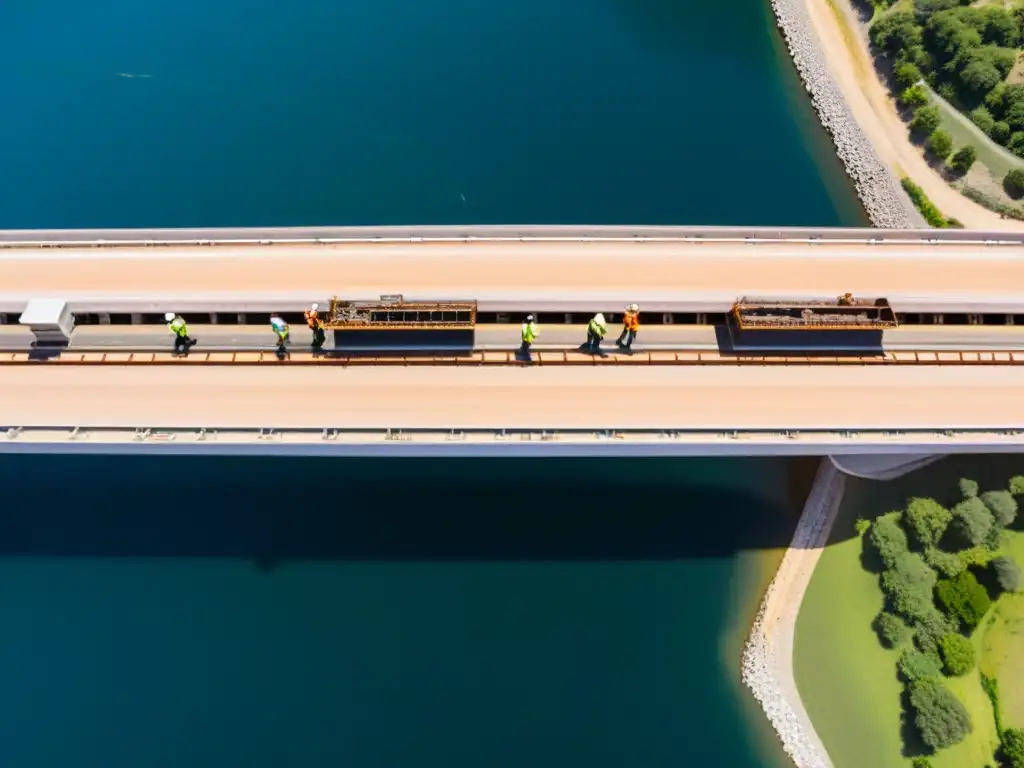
xmin=1 ymin=0 xmax=858 ymax=764
xmin=0 ymin=0 xmax=865 ymax=227
xmin=0 ymin=456 xmax=799 ymax=767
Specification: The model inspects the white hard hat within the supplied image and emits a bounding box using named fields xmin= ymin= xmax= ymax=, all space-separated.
xmin=164 ymin=312 xmax=175 ymax=322
xmin=311 ymin=303 xmax=319 ymax=311
xmin=595 ymin=313 xmax=605 ymax=325
xmin=629 ymin=304 xmax=639 ymax=312
xmin=526 ymin=315 xmax=533 ymax=322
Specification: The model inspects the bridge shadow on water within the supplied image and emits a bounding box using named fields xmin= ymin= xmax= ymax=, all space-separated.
xmin=0 ymin=455 xmax=812 ymax=563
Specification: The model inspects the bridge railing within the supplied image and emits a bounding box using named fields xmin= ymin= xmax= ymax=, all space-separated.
xmin=1 ymin=425 xmax=1023 ymax=450
xmin=0 ymin=225 xmax=1023 ymax=247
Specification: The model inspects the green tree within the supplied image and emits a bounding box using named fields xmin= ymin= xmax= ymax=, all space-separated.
xmin=911 ymin=757 xmax=934 ymax=768
xmin=906 ymin=497 xmax=953 ymax=547
xmin=926 ymin=546 xmax=965 ymax=578
xmin=960 ymin=59 xmax=1003 ymax=95
xmin=901 ymin=84 xmax=931 ymax=107
xmin=980 ymin=489 xmax=1018 ymax=527
xmin=986 ymin=83 xmax=1008 ymax=116
xmin=939 ymin=633 xmax=975 ymax=675
xmin=927 ymin=129 xmax=954 ymax=159
xmin=882 ymin=551 xmax=939 ymax=622
xmin=1010 ymin=475 xmax=1024 ymax=495
xmin=909 ymin=676 xmax=972 ymax=749
xmin=952 ymin=497 xmax=995 ymax=547
xmin=896 ymin=61 xmax=924 ymax=89
xmin=992 ymin=120 xmax=1012 ymax=144
xmin=1005 ymin=168 xmax=1024 ymax=198
xmin=971 ymin=106 xmax=996 ymax=133
xmin=1004 ymin=727 xmax=1024 ymax=768
xmin=949 ymin=145 xmax=977 ymax=174
xmin=982 ymin=6 xmax=1021 ymax=48
xmin=959 ymin=478 xmax=980 ymax=499
xmin=870 ymin=511 xmax=909 ymax=568
xmin=872 ymin=12 xmax=924 ymax=54
xmin=899 ymin=647 xmax=943 ymax=682
xmin=912 ymin=608 xmax=957 ymax=665
xmin=992 ymin=555 xmax=1023 ymax=593
xmin=876 ymin=611 xmax=913 ymax=647
xmin=912 ymin=105 xmax=942 ymax=135
xmin=936 ymin=569 xmax=992 ymax=630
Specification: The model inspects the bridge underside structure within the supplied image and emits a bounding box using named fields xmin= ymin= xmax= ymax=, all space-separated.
xmin=2 ymin=224 xmax=1023 ymax=471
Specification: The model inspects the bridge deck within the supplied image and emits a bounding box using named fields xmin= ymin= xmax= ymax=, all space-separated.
xmin=2 ymin=365 xmax=1021 ymax=431
xmin=3 ymin=242 xmax=1024 ymax=309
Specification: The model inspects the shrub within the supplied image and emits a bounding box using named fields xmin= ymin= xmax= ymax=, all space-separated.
xmin=1004 ymin=727 xmax=1024 ymax=768
xmin=972 ymin=105 xmax=996 ymax=133
xmin=896 ymin=62 xmax=924 ymax=88
xmin=911 ymin=758 xmax=934 ymax=768
xmin=911 ymin=105 xmax=942 ymax=135
xmin=901 ymin=84 xmax=931 ymax=107
xmin=959 ymin=478 xmax=980 ymax=499
xmin=981 ymin=490 xmax=1019 ymax=527
xmin=899 ymin=647 xmax=943 ymax=682
xmin=906 ymin=497 xmax=953 ymax=548
xmin=926 ymin=546 xmax=964 ymax=578
xmin=882 ymin=552 xmax=939 ymax=621
xmin=939 ymin=633 xmax=975 ymax=675
xmin=992 ymin=120 xmax=1013 ymax=144
xmin=992 ymin=555 xmax=1023 ymax=593
xmin=952 ymin=497 xmax=995 ymax=547
xmin=1010 ymin=475 xmax=1024 ymax=496
xmin=909 ymin=677 xmax=972 ymax=750
xmin=870 ymin=511 xmax=909 ymax=568
xmin=936 ymin=569 xmax=992 ymax=630
xmin=901 ymin=177 xmax=951 ymax=227
xmin=877 ymin=611 xmax=913 ymax=647
xmin=913 ymin=607 xmax=955 ymax=653
xmin=1005 ymin=168 xmax=1024 ymax=198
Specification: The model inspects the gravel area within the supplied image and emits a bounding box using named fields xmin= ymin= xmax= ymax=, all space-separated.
xmin=741 ymin=458 xmax=846 ymax=768
xmin=771 ymin=0 xmax=918 ymax=228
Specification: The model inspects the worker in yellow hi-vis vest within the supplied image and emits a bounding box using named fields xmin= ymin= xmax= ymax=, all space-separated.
xmin=585 ymin=313 xmax=608 ymax=357
xmin=165 ymin=312 xmax=196 ymax=356
xmin=518 ymin=315 xmax=539 ymax=362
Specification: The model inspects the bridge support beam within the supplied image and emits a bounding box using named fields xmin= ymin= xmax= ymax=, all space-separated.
xmin=829 ymin=453 xmax=946 ymax=481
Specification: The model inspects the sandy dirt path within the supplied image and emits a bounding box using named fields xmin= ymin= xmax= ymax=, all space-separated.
xmin=804 ymin=0 xmax=1024 ymax=231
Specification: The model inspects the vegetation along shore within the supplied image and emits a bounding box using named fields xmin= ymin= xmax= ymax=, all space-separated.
xmin=796 ymin=456 xmax=1024 ymax=767
xmin=770 ymin=0 xmax=918 ymax=227
xmin=869 ymin=0 xmax=1024 ymax=219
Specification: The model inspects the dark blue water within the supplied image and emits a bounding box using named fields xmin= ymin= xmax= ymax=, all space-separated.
xmin=0 ymin=0 xmax=865 ymax=228
xmin=0 ymin=455 xmax=799 ymax=767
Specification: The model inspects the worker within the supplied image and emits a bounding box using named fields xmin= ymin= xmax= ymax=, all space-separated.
xmin=165 ymin=312 xmax=196 ymax=355
xmin=305 ymin=303 xmax=326 ymax=349
xmin=585 ymin=313 xmax=608 ymax=356
xmin=519 ymin=314 xmax=539 ymax=362
xmin=271 ymin=313 xmax=290 ymax=356
xmin=617 ymin=304 xmax=640 ymax=353
xmin=838 ymin=292 xmax=854 ymax=306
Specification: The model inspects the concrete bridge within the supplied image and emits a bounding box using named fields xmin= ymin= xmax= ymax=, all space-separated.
xmin=2 ymin=224 xmax=1023 ymax=474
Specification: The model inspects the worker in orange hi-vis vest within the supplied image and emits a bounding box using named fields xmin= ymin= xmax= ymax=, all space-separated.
xmin=305 ymin=303 xmax=326 ymax=349
xmin=617 ymin=304 xmax=640 ymax=353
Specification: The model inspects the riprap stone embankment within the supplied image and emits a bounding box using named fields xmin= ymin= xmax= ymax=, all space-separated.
xmin=741 ymin=458 xmax=846 ymax=768
xmin=771 ymin=0 xmax=918 ymax=229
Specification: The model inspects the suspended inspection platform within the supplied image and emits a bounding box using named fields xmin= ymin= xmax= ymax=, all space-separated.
xmin=727 ymin=294 xmax=899 ymax=353
xmin=325 ymin=295 xmax=477 ymax=352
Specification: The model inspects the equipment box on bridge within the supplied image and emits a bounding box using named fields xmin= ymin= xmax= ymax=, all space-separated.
xmin=326 ymin=295 xmax=477 ymax=352
xmin=727 ymin=295 xmax=898 ymax=353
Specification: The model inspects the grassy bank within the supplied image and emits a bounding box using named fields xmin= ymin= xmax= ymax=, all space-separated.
xmin=795 ymin=456 xmax=1024 ymax=767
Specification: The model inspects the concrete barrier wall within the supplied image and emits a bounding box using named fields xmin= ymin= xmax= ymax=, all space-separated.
xmin=1 ymin=224 xmax=1023 ymax=246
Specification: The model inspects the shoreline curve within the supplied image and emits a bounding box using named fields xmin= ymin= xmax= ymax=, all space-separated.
xmin=741 ymin=457 xmax=846 ymax=768
xmin=770 ymin=0 xmax=917 ymax=228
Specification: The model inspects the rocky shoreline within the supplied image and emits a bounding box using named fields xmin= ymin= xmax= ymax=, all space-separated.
xmin=741 ymin=458 xmax=846 ymax=768
xmin=771 ymin=0 xmax=917 ymax=228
